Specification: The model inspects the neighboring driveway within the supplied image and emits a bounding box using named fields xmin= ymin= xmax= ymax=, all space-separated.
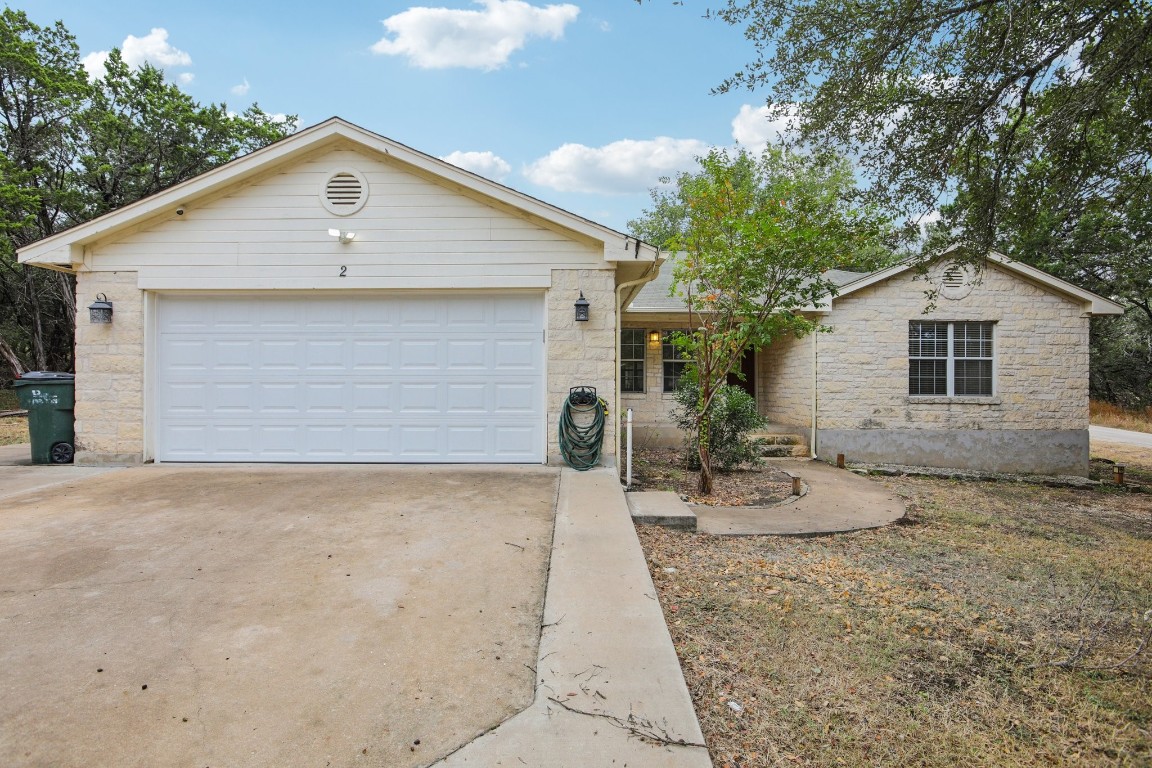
xmin=0 ymin=463 xmax=558 ymax=768
xmin=1090 ymin=425 xmax=1152 ymax=450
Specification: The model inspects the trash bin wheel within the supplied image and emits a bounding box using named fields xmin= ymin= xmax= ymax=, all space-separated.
xmin=49 ymin=442 xmax=75 ymax=464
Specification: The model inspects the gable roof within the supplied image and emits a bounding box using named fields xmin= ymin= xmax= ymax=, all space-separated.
xmin=831 ymin=248 xmax=1124 ymax=315
xmin=18 ymin=117 xmax=658 ymax=268
xmin=626 ymin=248 xmax=1124 ymax=316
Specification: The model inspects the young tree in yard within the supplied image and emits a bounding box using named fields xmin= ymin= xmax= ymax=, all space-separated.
xmin=630 ymin=147 xmax=894 ymax=494
xmin=0 ymin=9 xmax=297 ymax=380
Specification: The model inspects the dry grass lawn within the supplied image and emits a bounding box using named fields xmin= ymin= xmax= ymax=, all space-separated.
xmin=0 ymin=389 xmax=27 ymax=446
xmin=637 ymin=445 xmax=1152 ymax=767
xmin=1092 ymin=400 xmax=1152 ymax=434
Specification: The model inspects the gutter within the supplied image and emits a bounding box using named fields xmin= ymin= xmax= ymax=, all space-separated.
xmin=614 ymin=256 xmax=664 ymax=475
xmin=810 ymin=329 xmax=818 ymax=460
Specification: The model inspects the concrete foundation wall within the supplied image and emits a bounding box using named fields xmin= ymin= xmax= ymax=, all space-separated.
xmin=817 ymin=428 xmax=1090 ymax=476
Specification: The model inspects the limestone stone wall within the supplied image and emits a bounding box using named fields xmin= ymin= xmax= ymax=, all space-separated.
xmin=548 ymin=268 xmax=617 ymax=461
xmin=759 ymin=329 xmax=813 ymax=429
xmin=619 ymin=314 xmax=691 ymax=448
xmin=74 ymin=270 xmax=145 ymax=464
xmin=817 ymin=264 xmax=1089 ymax=432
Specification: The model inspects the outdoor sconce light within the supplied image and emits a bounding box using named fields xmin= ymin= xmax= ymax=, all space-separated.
xmin=88 ymin=293 xmax=113 ymax=324
xmin=648 ymin=330 xmax=661 ymax=344
xmin=327 ymin=228 xmax=356 ymax=244
xmin=574 ymin=291 xmax=590 ymax=322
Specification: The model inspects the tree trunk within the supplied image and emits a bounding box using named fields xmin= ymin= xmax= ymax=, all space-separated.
xmin=697 ymin=411 xmax=714 ymax=495
xmin=0 ymin=336 xmax=25 ymax=379
xmin=697 ymin=443 xmax=714 ymax=495
xmin=22 ymin=265 xmax=47 ymax=370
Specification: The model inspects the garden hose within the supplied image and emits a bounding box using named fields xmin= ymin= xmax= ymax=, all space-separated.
xmin=559 ymin=386 xmax=607 ymax=470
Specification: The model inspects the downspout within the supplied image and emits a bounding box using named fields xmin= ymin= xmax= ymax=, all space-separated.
xmin=615 ymin=256 xmax=663 ymax=476
xmin=810 ymin=328 xmax=818 ymax=460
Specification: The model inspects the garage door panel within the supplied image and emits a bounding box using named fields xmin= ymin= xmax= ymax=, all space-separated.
xmin=350 ymin=340 xmax=393 ymax=370
xmin=350 ymin=383 xmax=394 ymax=414
xmin=446 ymin=339 xmax=488 ymax=369
xmin=215 ymin=382 xmax=255 ymax=414
xmin=493 ymin=339 xmax=537 ymax=369
xmin=305 ymin=340 xmax=347 ymax=370
xmin=494 ymin=382 xmax=538 ymax=413
xmin=157 ymin=294 xmax=544 ymax=462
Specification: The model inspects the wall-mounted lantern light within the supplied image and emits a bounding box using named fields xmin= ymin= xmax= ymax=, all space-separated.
xmin=574 ymin=291 xmax=590 ymax=322
xmin=88 ymin=293 xmax=113 ymax=324
xmin=648 ymin=330 xmax=661 ymax=344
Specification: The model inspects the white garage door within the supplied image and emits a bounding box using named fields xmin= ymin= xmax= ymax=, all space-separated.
xmin=155 ymin=293 xmax=544 ymax=463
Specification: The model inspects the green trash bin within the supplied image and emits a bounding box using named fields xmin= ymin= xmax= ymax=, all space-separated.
xmin=12 ymin=371 xmax=76 ymax=464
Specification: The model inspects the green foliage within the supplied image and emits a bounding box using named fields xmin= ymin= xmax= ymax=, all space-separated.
xmin=0 ymin=9 xmax=297 ymax=377
xmin=630 ymin=146 xmax=895 ymax=493
xmin=688 ymin=0 xmax=1152 ymax=408
xmin=671 ymin=375 xmax=766 ymax=472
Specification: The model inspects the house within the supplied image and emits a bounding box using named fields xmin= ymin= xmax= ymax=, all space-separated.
xmin=621 ymin=252 xmax=1124 ymax=476
xmin=17 ymin=118 xmax=660 ymax=466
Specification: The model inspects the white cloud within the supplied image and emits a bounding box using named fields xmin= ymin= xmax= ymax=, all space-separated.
xmin=524 ymin=137 xmax=708 ymax=195
xmin=440 ymin=150 xmax=512 ymax=181
xmin=730 ymin=104 xmax=799 ymax=150
xmin=231 ymin=78 xmax=251 ymax=96
xmin=177 ymin=72 xmax=195 ymax=85
xmin=371 ymin=0 xmax=579 ymax=70
xmin=81 ymin=28 xmax=193 ymax=79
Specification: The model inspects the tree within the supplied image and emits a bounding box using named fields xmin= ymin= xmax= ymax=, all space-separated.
xmin=692 ymin=0 xmax=1152 ymax=408
xmin=0 ymin=10 xmax=297 ymax=380
xmin=630 ymin=147 xmax=895 ymax=494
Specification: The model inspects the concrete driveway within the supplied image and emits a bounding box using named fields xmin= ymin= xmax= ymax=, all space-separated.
xmin=0 ymin=462 xmax=558 ymax=768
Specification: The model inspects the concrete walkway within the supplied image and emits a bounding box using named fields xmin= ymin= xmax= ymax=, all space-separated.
xmin=629 ymin=458 xmax=907 ymax=536
xmin=434 ymin=467 xmax=711 ymax=767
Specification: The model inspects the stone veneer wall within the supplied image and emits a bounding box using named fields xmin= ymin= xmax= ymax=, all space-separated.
xmin=74 ymin=267 xmax=618 ymax=466
xmin=816 ymin=264 xmax=1091 ymax=474
xmin=619 ymin=314 xmax=692 ymax=448
xmin=74 ymin=270 xmax=145 ymax=464
xmin=758 ymin=329 xmax=813 ymax=429
xmin=548 ymin=268 xmax=617 ymax=462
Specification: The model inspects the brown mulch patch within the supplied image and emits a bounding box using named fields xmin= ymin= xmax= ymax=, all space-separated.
xmin=627 ymin=446 xmax=794 ymax=506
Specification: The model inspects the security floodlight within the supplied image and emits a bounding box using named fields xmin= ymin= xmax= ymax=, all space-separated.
xmin=327 ymin=228 xmax=356 ymax=244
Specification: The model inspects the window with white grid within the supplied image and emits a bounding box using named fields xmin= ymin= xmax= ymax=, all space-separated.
xmin=621 ymin=329 xmax=645 ymax=393
xmin=909 ymin=321 xmax=994 ymax=396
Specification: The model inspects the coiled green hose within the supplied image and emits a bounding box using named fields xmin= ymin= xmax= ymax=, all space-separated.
xmin=558 ymin=387 xmax=607 ymax=470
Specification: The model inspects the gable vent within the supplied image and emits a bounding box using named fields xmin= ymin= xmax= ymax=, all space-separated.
xmin=938 ymin=262 xmax=975 ymax=300
xmin=320 ymin=169 xmax=369 ymax=215
xmin=942 ymin=266 xmax=965 ymax=288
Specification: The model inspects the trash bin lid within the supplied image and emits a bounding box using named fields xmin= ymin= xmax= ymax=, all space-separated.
xmin=19 ymin=371 xmax=76 ymax=380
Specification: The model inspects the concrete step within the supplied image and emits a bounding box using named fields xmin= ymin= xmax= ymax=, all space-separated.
xmin=750 ymin=432 xmax=809 ymax=458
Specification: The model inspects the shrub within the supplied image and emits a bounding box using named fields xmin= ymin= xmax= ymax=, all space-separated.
xmin=671 ymin=375 xmax=767 ymax=471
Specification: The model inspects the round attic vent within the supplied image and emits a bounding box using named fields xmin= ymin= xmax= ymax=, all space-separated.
xmin=320 ymin=169 xmax=368 ymax=215
xmin=937 ymin=262 xmax=975 ymax=300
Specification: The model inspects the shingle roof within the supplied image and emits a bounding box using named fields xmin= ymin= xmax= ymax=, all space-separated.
xmin=627 ymin=254 xmax=867 ymax=311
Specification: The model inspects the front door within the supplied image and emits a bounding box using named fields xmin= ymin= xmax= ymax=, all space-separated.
xmin=727 ymin=348 xmax=756 ymax=398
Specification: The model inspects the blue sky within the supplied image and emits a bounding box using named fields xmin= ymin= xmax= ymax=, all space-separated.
xmin=23 ymin=0 xmax=791 ymax=232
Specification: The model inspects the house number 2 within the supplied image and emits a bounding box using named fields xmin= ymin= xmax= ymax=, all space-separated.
xmin=339 ymin=266 xmax=347 ymax=277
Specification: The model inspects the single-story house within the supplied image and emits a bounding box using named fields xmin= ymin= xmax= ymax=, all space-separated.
xmin=621 ymin=252 xmax=1124 ymax=475
xmin=18 ymin=117 xmax=660 ymax=466
xmin=18 ymin=116 xmax=1123 ymax=476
